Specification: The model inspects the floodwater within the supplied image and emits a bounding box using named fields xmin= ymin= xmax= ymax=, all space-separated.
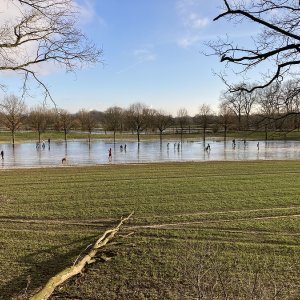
xmin=0 ymin=139 xmax=300 ymax=168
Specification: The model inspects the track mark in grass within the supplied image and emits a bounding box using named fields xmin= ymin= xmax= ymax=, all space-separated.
xmin=126 ymin=214 xmax=300 ymax=230
xmin=1 ymin=206 xmax=300 ymax=228
xmin=129 ymin=205 xmax=300 ymax=224
xmin=0 ymin=217 xmax=116 ymax=227
xmin=205 ymin=228 xmax=300 ymax=236
xmin=150 ymin=205 xmax=300 ymax=218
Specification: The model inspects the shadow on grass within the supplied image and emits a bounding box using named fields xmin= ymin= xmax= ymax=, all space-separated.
xmin=0 ymin=235 xmax=96 ymax=300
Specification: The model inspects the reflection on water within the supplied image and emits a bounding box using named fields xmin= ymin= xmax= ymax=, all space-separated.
xmin=0 ymin=139 xmax=300 ymax=168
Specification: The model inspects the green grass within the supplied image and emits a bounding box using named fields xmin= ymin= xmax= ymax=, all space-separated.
xmin=0 ymin=131 xmax=112 ymax=143
xmin=1 ymin=128 xmax=300 ymax=144
xmin=0 ymin=161 xmax=300 ymax=299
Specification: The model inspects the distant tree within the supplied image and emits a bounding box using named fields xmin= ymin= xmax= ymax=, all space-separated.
xmin=176 ymin=108 xmax=189 ymax=142
xmin=54 ymin=109 xmax=74 ymax=142
xmin=0 ymin=95 xmax=27 ymax=146
xmin=220 ymin=85 xmax=245 ymax=130
xmin=255 ymin=80 xmax=300 ymax=134
xmin=280 ymin=80 xmax=300 ymax=114
xmin=197 ymin=104 xmax=212 ymax=142
xmin=280 ymin=80 xmax=300 ymax=132
xmin=256 ymin=82 xmax=282 ymax=134
xmin=125 ymin=103 xmax=151 ymax=142
xmin=0 ymin=0 xmax=102 ymax=101
xmin=153 ymin=110 xmax=173 ymax=142
xmin=242 ymin=85 xmax=258 ymax=129
xmin=102 ymin=106 xmax=124 ymax=143
xmin=28 ymin=105 xmax=48 ymax=143
xmin=89 ymin=110 xmax=105 ymax=125
xmin=77 ymin=109 xmax=97 ymax=143
xmin=218 ymin=101 xmax=235 ymax=140
xmin=146 ymin=108 xmax=158 ymax=133
xmin=257 ymin=84 xmax=280 ymax=119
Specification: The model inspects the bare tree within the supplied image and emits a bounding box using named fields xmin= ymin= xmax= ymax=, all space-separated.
xmin=176 ymin=107 xmax=189 ymax=142
xmin=0 ymin=94 xmax=27 ymax=145
xmin=102 ymin=106 xmax=124 ymax=143
xmin=0 ymin=0 xmax=102 ymax=101
xmin=125 ymin=102 xmax=151 ymax=143
xmin=153 ymin=110 xmax=173 ymax=143
xmin=28 ymin=105 xmax=48 ymax=143
xmin=77 ymin=109 xmax=97 ymax=143
xmin=280 ymin=80 xmax=300 ymax=114
xmin=242 ymin=86 xmax=258 ymax=130
xmin=220 ymin=87 xmax=244 ymax=130
xmin=218 ymin=101 xmax=235 ymax=140
xmin=209 ymin=1 xmax=300 ymax=94
xmin=256 ymin=83 xmax=281 ymax=120
xmin=280 ymin=80 xmax=300 ymax=132
xmin=54 ymin=108 xmax=74 ymax=142
xmin=255 ymin=80 xmax=300 ymax=135
xmin=197 ymin=104 xmax=212 ymax=142
xmin=256 ymin=83 xmax=281 ymax=137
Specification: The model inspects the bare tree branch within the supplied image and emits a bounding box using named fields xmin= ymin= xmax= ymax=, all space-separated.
xmin=0 ymin=0 xmax=102 ymax=102
xmin=29 ymin=212 xmax=134 ymax=300
xmin=209 ymin=0 xmax=300 ymax=94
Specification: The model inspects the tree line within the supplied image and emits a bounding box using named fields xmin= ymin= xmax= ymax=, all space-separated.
xmin=1 ymin=79 xmax=300 ymax=145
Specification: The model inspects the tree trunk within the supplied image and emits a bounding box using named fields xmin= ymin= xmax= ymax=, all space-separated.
xmin=224 ymin=125 xmax=227 ymax=140
xmin=12 ymin=130 xmax=15 ymax=146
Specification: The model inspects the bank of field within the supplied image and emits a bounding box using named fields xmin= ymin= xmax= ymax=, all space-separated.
xmin=0 ymin=161 xmax=300 ymax=299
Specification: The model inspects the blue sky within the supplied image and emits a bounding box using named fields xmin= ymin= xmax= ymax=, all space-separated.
xmin=1 ymin=0 xmax=259 ymax=116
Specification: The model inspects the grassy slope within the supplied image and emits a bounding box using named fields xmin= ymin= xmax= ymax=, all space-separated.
xmin=0 ymin=161 xmax=299 ymax=299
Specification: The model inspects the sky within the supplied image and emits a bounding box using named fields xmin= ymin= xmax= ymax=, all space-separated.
xmin=0 ymin=0 xmax=259 ymax=116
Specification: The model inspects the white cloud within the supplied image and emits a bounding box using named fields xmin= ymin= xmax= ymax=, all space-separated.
xmin=175 ymin=0 xmax=210 ymax=48
xmin=187 ymin=13 xmax=209 ymax=29
xmin=75 ymin=0 xmax=107 ymax=27
xmin=177 ymin=35 xmax=201 ymax=48
xmin=133 ymin=48 xmax=156 ymax=62
xmin=176 ymin=0 xmax=210 ymax=29
xmin=176 ymin=0 xmax=198 ymax=15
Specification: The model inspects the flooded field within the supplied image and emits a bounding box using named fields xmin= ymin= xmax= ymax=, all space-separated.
xmin=1 ymin=139 xmax=300 ymax=168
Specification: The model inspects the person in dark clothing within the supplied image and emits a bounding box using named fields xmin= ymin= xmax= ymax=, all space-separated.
xmin=108 ymin=148 xmax=112 ymax=161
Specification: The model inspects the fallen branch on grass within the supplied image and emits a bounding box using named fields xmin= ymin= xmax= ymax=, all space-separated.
xmin=29 ymin=212 xmax=134 ymax=300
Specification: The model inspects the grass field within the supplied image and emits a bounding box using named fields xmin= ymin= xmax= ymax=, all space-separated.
xmin=0 ymin=161 xmax=300 ymax=299
xmin=1 ymin=129 xmax=300 ymax=144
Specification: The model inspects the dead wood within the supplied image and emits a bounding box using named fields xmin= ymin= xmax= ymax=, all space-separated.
xmin=29 ymin=212 xmax=134 ymax=300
